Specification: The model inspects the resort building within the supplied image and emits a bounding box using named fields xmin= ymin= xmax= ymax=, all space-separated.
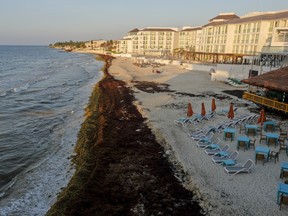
xmin=116 ymin=38 xmax=132 ymax=54
xmin=85 ymin=40 xmax=106 ymax=49
xmin=178 ymin=26 xmax=202 ymax=51
xmin=121 ymin=27 xmax=179 ymax=57
xmin=118 ymin=9 xmax=288 ymax=65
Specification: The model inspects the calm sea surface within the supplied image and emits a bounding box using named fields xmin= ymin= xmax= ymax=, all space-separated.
xmin=0 ymin=46 xmax=103 ymax=215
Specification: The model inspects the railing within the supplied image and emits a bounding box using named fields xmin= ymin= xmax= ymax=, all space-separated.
xmin=243 ymin=92 xmax=288 ymax=113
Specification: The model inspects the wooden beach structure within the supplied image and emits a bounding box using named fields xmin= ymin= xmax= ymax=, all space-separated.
xmin=242 ymin=66 xmax=288 ymax=113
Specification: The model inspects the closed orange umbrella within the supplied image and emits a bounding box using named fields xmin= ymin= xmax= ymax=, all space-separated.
xmin=257 ymin=109 xmax=266 ymax=125
xmin=227 ymin=103 xmax=234 ymax=119
xmin=201 ymin=102 xmax=206 ymax=116
xmin=211 ymin=98 xmax=216 ymax=112
xmin=187 ymin=103 xmax=194 ymax=117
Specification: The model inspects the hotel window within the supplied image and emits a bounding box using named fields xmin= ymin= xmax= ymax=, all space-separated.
xmin=269 ymin=21 xmax=273 ymax=32
xmin=243 ymin=24 xmax=247 ymax=33
xmin=247 ymin=23 xmax=251 ymax=33
xmin=256 ymin=22 xmax=260 ymax=32
xmin=275 ymin=21 xmax=279 ymax=27
xmin=251 ymin=34 xmax=255 ymax=43
xmin=244 ymin=46 xmax=248 ymax=54
xmin=246 ymin=35 xmax=249 ymax=43
xmin=255 ymin=34 xmax=259 ymax=43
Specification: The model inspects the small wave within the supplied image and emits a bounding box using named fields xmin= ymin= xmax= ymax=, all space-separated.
xmin=10 ymin=83 xmax=30 ymax=93
xmin=0 ymin=91 xmax=7 ymax=97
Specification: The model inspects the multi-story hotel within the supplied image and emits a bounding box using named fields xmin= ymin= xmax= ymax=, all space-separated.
xmin=117 ymin=27 xmax=179 ymax=57
xmin=178 ymin=26 xmax=202 ymax=51
xmin=117 ymin=9 xmax=288 ymax=64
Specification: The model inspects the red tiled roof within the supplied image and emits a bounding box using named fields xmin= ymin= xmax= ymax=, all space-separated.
xmin=242 ymin=66 xmax=288 ymax=92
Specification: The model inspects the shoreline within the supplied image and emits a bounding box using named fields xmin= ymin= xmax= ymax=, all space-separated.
xmin=46 ymin=55 xmax=203 ymax=215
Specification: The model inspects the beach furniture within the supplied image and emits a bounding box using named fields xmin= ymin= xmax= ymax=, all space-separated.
xmin=248 ymin=138 xmax=256 ymax=150
xmin=223 ymin=128 xmax=236 ymax=141
xmin=269 ymin=151 xmax=279 ymax=163
xmin=255 ymin=153 xmax=266 ymax=165
xmin=174 ymin=115 xmax=198 ymax=127
xmin=277 ymin=183 xmax=288 ymax=206
xmin=188 ymin=130 xmax=212 ymax=141
xmin=264 ymin=120 xmax=276 ymax=132
xmin=280 ymin=162 xmax=288 ymax=179
xmin=279 ymin=193 xmax=288 ymax=210
xmin=217 ymin=106 xmax=238 ymax=116
xmin=237 ymin=136 xmax=250 ymax=151
xmin=279 ymin=140 xmax=288 ymax=155
xmin=245 ymin=124 xmax=258 ymax=136
xmin=205 ymin=144 xmax=229 ymax=156
xmin=221 ymin=158 xmax=237 ymax=166
xmin=197 ymin=137 xmax=220 ymax=148
xmin=255 ymin=146 xmax=270 ymax=162
xmin=259 ymin=132 xmax=266 ymax=144
xmin=239 ymin=125 xmax=245 ymax=134
xmin=212 ymin=151 xmax=239 ymax=164
xmin=224 ymin=159 xmax=254 ymax=175
xmin=266 ymin=133 xmax=279 ymax=147
xmin=280 ymin=127 xmax=288 ymax=139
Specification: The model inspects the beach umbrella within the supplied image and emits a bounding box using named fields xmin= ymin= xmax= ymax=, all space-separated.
xmin=201 ymin=102 xmax=206 ymax=116
xmin=187 ymin=102 xmax=194 ymax=117
xmin=257 ymin=109 xmax=266 ymax=125
xmin=227 ymin=103 xmax=234 ymax=119
xmin=211 ymin=98 xmax=216 ymax=112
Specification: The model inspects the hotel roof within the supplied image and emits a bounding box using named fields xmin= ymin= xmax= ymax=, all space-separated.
xmin=203 ymin=10 xmax=288 ymax=27
xmin=128 ymin=28 xmax=139 ymax=33
xmin=209 ymin=13 xmax=240 ymax=22
xmin=142 ymin=28 xmax=177 ymax=32
xmin=180 ymin=27 xmax=202 ymax=32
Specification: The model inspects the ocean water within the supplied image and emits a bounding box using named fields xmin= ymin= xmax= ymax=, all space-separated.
xmin=0 ymin=46 xmax=103 ymax=215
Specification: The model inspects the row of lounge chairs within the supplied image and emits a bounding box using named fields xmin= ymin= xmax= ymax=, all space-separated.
xmin=192 ymin=129 xmax=254 ymax=175
xmin=174 ymin=111 xmax=216 ymax=127
xmin=187 ymin=114 xmax=258 ymax=138
xmin=226 ymin=78 xmax=248 ymax=88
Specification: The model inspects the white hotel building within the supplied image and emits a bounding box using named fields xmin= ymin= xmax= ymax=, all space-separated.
xmin=117 ymin=9 xmax=288 ymax=63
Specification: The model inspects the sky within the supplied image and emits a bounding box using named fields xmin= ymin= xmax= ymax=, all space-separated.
xmin=1 ymin=0 xmax=288 ymax=45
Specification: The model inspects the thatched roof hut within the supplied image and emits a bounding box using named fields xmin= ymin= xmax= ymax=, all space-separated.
xmin=242 ymin=66 xmax=288 ymax=92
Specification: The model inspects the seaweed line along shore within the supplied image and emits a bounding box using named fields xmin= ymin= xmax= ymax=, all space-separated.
xmin=46 ymin=55 xmax=203 ymax=216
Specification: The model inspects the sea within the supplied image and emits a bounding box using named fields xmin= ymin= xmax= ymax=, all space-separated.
xmin=0 ymin=46 xmax=103 ymax=215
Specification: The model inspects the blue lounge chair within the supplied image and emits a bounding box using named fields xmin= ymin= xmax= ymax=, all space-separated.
xmin=212 ymin=151 xmax=239 ymax=164
xmin=205 ymin=144 xmax=229 ymax=156
xmin=224 ymin=159 xmax=254 ymax=175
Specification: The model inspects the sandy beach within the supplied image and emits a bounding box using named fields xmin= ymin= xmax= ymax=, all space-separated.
xmin=109 ymin=57 xmax=288 ymax=215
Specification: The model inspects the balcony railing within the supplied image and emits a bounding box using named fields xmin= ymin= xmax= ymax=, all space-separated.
xmin=243 ymin=92 xmax=288 ymax=113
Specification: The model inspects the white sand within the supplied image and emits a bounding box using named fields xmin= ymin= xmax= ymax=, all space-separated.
xmin=109 ymin=57 xmax=288 ymax=216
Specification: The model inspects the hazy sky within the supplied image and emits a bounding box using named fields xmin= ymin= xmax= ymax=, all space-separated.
xmin=1 ymin=0 xmax=288 ymax=45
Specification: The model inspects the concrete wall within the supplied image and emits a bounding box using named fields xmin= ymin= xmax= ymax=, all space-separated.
xmin=211 ymin=64 xmax=277 ymax=81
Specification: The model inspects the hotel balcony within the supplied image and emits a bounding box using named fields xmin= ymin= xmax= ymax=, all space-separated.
xmin=261 ymin=46 xmax=288 ymax=54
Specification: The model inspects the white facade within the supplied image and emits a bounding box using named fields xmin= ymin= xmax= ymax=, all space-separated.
xmin=118 ymin=10 xmax=288 ymax=57
xmin=178 ymin=27 xmax=202 ymax=51
xmin=124 ymin=27 xmax=179 ymax=56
